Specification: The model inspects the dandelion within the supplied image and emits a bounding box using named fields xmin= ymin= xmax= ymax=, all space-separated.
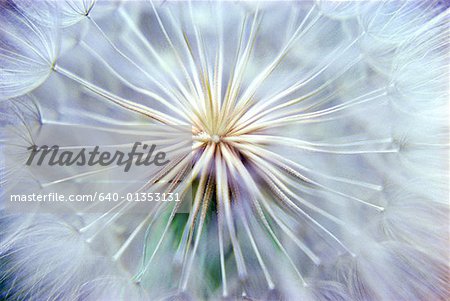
xmin=0 ymin=2 xmax=58 ymax=100
xmin=1 ymin=1 xmax=449 ymax=300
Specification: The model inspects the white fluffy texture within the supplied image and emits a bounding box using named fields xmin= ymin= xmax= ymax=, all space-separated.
xmin=0 ymin=2 xmax=58 ymax=100
xmin=0 ymin=1 xmax=449 ymax=300
xmin=13 ymin=0 xmax=119 ymax=28
xmin=0 ymin=214 xmax=146 ymax=301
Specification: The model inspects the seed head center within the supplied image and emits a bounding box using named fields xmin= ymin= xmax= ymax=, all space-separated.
xmin=211 ymin=134 xmax=221 ymax=143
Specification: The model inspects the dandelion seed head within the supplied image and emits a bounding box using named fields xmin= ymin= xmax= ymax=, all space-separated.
xmin=0 ymin=1 xmax=449 ymax=300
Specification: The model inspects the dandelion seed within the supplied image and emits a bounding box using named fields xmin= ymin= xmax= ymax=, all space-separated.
xmin=0 ymin=2 xmax=58 ymax=100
